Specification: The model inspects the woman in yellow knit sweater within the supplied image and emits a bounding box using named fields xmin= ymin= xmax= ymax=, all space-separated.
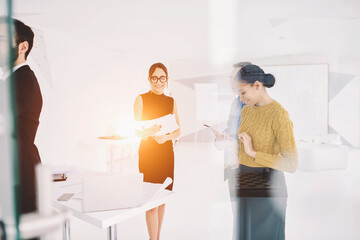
xmin=234 ymin=64 xmax=298 ymax=240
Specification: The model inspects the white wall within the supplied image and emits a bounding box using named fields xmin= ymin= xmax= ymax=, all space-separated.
xmin=12 ymin=0 xmax=360 ymax=162
xmin=28 ymin=29 xmax=159 ymax=167
xmin=169 ymin=1 xmax=360 ymax=147
xmin=7 ymin=1 xmax=360 ymax=239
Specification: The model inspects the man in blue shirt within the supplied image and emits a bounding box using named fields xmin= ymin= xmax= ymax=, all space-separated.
xmin=214 ymin=62 xmax=250 ymax=174
xmin=213 ymin=61 xmax=251 ymax=240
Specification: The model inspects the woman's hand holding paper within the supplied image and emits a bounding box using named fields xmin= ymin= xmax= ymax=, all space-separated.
xmin=136 ymin=124 xmax=161 ymax=139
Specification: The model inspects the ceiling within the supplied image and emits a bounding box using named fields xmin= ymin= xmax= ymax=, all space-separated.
xmin=11 ymin=0 xmax=360 ymax=69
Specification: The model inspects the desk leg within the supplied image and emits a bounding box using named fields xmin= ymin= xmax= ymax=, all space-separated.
xmin=62 ymin=220 xmax=71 ymax=240
xmin=110 ymin=145 xmax=116 ymax=173
xmin=107 ymin=225 xmax=117 ymax=240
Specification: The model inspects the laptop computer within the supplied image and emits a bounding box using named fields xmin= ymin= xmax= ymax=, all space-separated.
xmin=82 ymin=173 xmax=144 ymax=213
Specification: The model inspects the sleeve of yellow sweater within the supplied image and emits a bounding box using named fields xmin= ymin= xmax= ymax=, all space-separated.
xmin=254 ymin=109 xmax=298 ymax=173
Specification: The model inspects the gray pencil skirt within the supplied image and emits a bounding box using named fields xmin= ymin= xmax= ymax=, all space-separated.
xmin=234 ymin=196 xmax=287 ymax=240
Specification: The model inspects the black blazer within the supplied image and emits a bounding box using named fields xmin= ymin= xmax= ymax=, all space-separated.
xmin=12 ymin=65 xmax=43 ymax=214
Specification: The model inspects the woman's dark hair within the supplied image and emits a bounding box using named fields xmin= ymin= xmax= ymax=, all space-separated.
xmin=148 ymin=62 xmax=168 ymax=78
xmin=233 ymin=61 xmax=252 ymax=68
xmin=236 ymin=64 xmax=275 ymax=88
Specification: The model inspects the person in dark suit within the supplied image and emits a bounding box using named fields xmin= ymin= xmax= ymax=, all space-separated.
xmin=0 ymin=18 xmax=42 ymax=218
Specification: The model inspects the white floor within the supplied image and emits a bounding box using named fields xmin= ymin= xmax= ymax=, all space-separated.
xmin=47 ymin=142 xmax=360 ymax=240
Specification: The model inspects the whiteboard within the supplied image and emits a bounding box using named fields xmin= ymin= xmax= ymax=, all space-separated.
xmin=194 ymin=83 xmax=219 ymax=121
xmin=261 ymin=64 xmax=328 ymax=139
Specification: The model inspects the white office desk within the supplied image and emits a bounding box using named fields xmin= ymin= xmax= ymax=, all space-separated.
xmin=52 ymin=170 xmax=173 ymax=240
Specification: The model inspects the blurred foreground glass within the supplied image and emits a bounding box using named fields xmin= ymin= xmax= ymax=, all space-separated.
xmin=0 ymin=1 xmax=21 ymax=240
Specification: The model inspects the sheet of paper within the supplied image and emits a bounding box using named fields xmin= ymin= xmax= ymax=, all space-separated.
xmin=72 ymin=192 xmax=83 ymax=200
xmin=142 ymin=177 xmax=173 ymax=203
xmin=135 ymin=114 xmax=179 ymax=136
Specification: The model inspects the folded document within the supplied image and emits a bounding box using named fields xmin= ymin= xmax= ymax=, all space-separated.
xmin=81 ymin=174 xmax=172 ymax=213
xmin=135 ymin=114 xmax=179 ymax=136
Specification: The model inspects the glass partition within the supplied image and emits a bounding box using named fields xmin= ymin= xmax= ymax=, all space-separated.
xmin=0 ymin=1 xmax=20 ymax=239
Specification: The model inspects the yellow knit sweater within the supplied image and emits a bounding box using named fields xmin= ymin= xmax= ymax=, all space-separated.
xmin=238 ymin=101 xmax=298 ymax=173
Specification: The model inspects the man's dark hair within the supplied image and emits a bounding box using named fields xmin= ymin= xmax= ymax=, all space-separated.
xmin=13 ymin=18 xmax=34 ymax=59
xmin=233 ymin=62 xmax=252 ymax=68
